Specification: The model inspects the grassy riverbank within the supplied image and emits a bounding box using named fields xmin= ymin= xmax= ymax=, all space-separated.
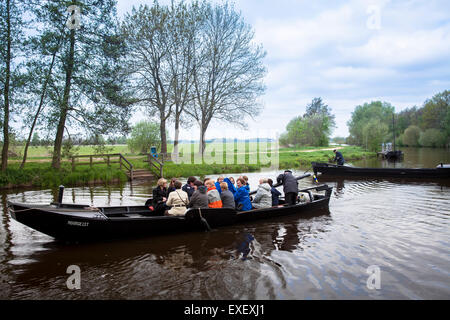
xmin=0 ymin=162 xmax=129 ymax=189
xmin=278 ymin=146 xmax=374 ymax=168
xmin=1 ymin=145 xmax=374 ymax=189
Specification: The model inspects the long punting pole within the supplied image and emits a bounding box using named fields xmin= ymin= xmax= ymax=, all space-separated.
xmin=393 ymin=113 xmax=396 ymax=152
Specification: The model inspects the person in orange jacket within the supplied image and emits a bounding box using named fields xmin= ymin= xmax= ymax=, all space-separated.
xmin=204 ymin=179 xmax=223 ymax=208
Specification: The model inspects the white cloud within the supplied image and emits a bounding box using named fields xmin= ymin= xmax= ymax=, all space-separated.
xmin=116 ymin=0 xmax=450 ymax=140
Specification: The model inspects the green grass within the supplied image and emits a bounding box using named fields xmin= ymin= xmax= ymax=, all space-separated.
xmin=9 ymin=145 xmax=132 ymax=159
xmin=9 ymin=142 xmax=271 ymax=159
xmin=277 ymin=146 xmax=375 ymax=168
xmin=0 ymin=162 xmax=128 ymax=189
xmin=1 ymin=144 xmax=375 ymax=188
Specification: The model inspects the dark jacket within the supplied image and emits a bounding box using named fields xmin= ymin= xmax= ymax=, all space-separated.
xmin=277 ymin=172 xmax=298 ymax=194
xmin=188 ymin=186 xmax=209 ymax=209
xmin=220 ymin=189 xmax=235 ymax=209
xmin=334 ymin=151 xmax=345 ymax=165
xmin=271 ymin=187 xmax=282 ymax=206
xmin=223 ymin=178 xmax=237 ymax=195
xmin=234 ymin=186 xmax=252 ymax=211
xmin=152 ymin=186 xmax=168 ymax=207
xmin=182 ymin=183 xmax=195 ymax=199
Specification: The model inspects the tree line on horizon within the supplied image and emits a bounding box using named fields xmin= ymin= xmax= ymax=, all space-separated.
xmin=0 ymin=0 xmax=266 ymax=171
xmin=346 ymin=90 xmax=449 ymax=151
xmin=280 ymin=90 xmax=449 ymax=151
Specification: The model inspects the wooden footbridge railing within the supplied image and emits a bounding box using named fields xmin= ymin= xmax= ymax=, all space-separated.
xmin=71 ymin=153 xmax=134 ymax=180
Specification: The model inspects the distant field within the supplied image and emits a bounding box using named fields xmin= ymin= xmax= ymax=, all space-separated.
xmin=10 ymin=145 xmax=132 ymax=159
xmin=8 ymin=143 xmax=370 ymax=169
xmin=2 ymin=144 xmax=374 ymax=188
xmin=10 ymin=142 xmax=275 ymax=159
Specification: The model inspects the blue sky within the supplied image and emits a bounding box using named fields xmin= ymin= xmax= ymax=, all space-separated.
xmin=117 ymin=0 xmax=450 ymax=140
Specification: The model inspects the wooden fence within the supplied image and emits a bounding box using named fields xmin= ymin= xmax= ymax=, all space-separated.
xmin=71 ymin=153 xmax=134 ymax=180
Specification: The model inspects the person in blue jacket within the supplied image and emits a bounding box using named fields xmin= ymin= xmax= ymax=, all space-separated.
xmin=214 ymin=176 xmax=224 ymax=194
xmin=239 ymin=175 xmax=250 ymax=192
xmin=223 ymin=177 xmax=237 ymax=195
xmin=234 ymin=177 xmax=252 ymax=211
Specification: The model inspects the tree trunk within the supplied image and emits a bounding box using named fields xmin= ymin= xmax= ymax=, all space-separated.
xmin=1 ymin=0 xmax=11 ymax=172
xmin=52 ymin=29 xmax=75 ymax=169
xmin=160 ymin=110 xmax=167 ymax=155
xmin=172 ymin=115 xmax=180 ymax=162
xmin=199 ymin=125 xmax=206 ymax=158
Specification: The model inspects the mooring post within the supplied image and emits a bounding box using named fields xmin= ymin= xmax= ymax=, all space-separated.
xmin=58 ymin=185 xmax=65 ymax=207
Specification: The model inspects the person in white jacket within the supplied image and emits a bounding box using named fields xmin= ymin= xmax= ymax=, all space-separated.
xmin=165 ymin=180 xmax=189 ymax=216
xmin=252 ymin=179 xmax=272 ymax=209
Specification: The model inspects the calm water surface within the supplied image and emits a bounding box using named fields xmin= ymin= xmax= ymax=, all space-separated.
xmin=0 ymin=147 xmax=449 ymax=299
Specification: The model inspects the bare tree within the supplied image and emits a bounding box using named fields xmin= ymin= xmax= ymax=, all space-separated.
xmin=186 ymin=1 xmax=266 ymax=155
xmin=166 ymin=1 xmax=198 ymax=160
xmin=121 ymin=3 xmax=173 ymax=155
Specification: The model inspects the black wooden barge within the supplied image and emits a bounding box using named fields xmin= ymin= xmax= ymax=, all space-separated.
xmin=8 ymin=184 xmax=332 ymax=242
xmin=312 ymin=162 xmax=450 ymax=179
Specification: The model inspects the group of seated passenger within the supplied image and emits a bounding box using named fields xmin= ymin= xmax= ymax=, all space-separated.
xmin=150 ymin=173 xmax=293 ymax=217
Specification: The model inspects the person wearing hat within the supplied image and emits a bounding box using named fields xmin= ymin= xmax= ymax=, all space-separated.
xmin=333 ymin=149 xmax=345 ymax=165
xmin=276 ymin=170 xmax=298 ymax=206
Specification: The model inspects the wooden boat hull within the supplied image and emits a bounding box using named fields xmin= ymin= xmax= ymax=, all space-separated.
xmin=312 ymin=162 xmax=450 ymax=179
xmin=8 ymin=185 xmax=332 ymax=242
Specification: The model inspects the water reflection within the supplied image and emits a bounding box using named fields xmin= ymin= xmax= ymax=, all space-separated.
xmin=352 ymin=146 xmax=450 ymax=169
xmin=5 ymin=205 xmax=331 ymax=299
xmin=237 ymin=233 xmax=254 ymax=260
xmin=0 ymin=193 xmax=13 ymax=298
xmin=1 ymin=148 xmax=450 ymax=299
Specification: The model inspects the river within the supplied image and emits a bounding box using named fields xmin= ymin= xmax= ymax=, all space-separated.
xmin=0 ymin=147 xmax=449 ymax=299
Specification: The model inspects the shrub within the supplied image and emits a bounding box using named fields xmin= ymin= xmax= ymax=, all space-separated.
xmin=402 ymin=125 xmax=422 ymax=146
xmin=127 ymin=121 xmax=161 ymax=154
xmin=419 ymin=128 xmax=447 ymax=147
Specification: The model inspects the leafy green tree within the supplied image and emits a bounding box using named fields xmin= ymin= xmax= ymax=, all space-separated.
xmin=362 ymin=119 xmax=389 ymax=152
xmin=421 ymin=90 xmax=449 ymax=130
xmin=402 ymin=125 xmax=421 ymax=147
xmin=31 ymin=132 xmax=40 ymax=146
xmin=396 ymin=106 xmax=421 ymax=136
xmin=444 ymin=107 xmax=450 ymax=144
xmin=27 ymin=0 xmax=133 ymax=169
xmin=347 ymin=101 xmax=394 ymax=146
xmin=127 ymin=121 xmax=161 ymax=154
xmin=280 ymin=98 xmax=335 ymax=147
xmin=0 ymin=0 xmax=26 ymax=171
xmin=419 ymin=128 xmax=447 ymax=148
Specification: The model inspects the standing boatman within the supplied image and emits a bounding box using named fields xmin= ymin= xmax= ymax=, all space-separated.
xmin=276 ymin=170 xmax=298 ymax=206
xmin=333 ymin=149 xmax=345 ymax=165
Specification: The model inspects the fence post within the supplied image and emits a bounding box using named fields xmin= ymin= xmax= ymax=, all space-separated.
xmin=90 ymin=155 xmax=93 ymax=167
